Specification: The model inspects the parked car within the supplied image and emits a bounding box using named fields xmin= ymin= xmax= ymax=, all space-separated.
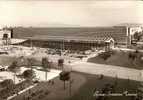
xmin=0 ymin=66 xmax=5 ymax=71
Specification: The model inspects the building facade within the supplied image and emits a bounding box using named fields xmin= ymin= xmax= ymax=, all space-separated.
xmin=12 ymin=25 xmax=142 ymax=50
xmin=0 ymin=29 xmax=12 ymax=45
xmin=21 ymin=36 xmax=114 ymax=51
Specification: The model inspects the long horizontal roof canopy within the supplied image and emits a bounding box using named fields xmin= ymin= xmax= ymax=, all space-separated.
xmin=25 ymin=36 xmax=114 ymax=43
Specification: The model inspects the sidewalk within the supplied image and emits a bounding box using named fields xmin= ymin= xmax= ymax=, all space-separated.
xmin=113 ymin=47 xmax=143 ymax=52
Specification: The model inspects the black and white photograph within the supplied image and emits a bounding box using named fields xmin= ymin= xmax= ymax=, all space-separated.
xmin=0 ymin=0 xmax=143 ymax=100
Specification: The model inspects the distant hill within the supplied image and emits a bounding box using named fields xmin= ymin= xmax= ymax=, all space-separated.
xmin=116 ymin=23 xmax=143 ymax=27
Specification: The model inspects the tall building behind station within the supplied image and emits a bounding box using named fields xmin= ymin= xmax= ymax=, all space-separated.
xmin=126 ymin=26 xmax=142 ymax=46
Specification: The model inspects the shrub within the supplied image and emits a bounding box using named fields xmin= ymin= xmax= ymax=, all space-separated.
xmin=0 ymin=79 xmax=14 ymax=89
xmin=0 ymin=80 xmax=33 ymax=99
xmin=99 ymin=51 xmax=113 ymax=60
xmin=128 ymin=52 xmax=136 ymax=60
xmin=22 ymin=69 xmax=36 ymax=80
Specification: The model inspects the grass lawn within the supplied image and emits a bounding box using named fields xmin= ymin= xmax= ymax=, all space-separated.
xmin=11 ymin=72 xmax=140 ymax=100
xmin=68 ymin=72 xmax=140 ymax=100
xmin=88 ymin=50 xmax=143 ymax=70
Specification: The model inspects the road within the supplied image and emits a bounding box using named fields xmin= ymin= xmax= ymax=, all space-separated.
xmin=66 ymin=61 xmax=142 ymax=82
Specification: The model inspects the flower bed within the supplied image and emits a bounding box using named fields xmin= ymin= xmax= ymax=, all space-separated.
xmin=23 ymin=89 xmax=50 ymax=100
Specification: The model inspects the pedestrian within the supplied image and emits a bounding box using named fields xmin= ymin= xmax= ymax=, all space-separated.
xmin=51 ymin=80 xmax=54 ymax=85
xmin=16 ymin=92 xmax=19 ymax=96
xmin=48 ymin=80 xmax=51 ymax=84
xmin=23 ymin=95 xmax=26 ymax=100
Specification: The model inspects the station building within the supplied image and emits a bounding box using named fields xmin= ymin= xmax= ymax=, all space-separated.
xmin=23 ymin=36 xmax=114 ymax=51
xmin=5 ymin=25 xmax=142 ymax=50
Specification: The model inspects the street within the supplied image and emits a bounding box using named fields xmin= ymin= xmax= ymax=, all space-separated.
xmin=67 ymin=61 xmax=142 ymax=81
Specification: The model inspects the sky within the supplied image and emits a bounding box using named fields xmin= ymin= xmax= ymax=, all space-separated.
xmin=0 ymin=0 xmax=143 ymax=27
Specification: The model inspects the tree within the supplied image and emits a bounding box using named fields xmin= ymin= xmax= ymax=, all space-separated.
xmin=128 ymin=51 xmax=139 ymax=61
xmin=59 ymin=71 xmax=70 ymax=90
xmin=99 ymin=52 xmax=111 ymax=60
xmin=41 ymin=57 xmax=50 ymax=80
xmin=58 ymin=59 xmax=64 ymax=69
xmin=27 ymin=57 xmax=36 ymax=70
xmin=134 ymin=32 xmax=142 ymax=41
xmin=22 ymin=69 xmax=36 ymax=81
xmin=8 ymin=61 xmax=20 ymax=83
xmin=0 ymin=79 xmax=14 ymax=89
